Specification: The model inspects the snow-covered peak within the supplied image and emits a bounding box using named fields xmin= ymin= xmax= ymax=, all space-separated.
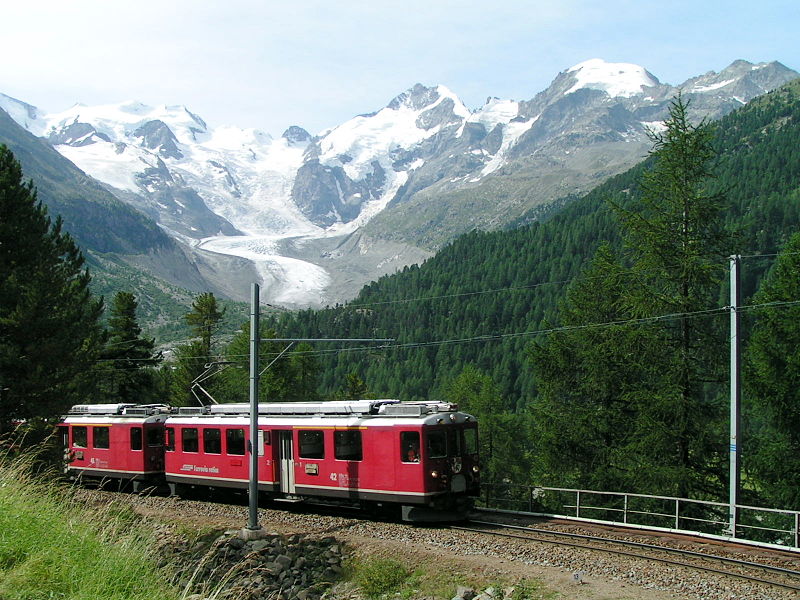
xmin=0 ymin=93 xmax=45 ymax=134
xmin=318 ymin=83 xmax=469 ymax=179
xmin=468 ymin=97 xmax=520 ymax=131
xmin=565 ymin=59 xmax=659 ymax=98
xmin=42 ymin=100 xmax=210 ymax=145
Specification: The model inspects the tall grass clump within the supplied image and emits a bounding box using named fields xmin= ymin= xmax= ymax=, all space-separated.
xmin=351 ymin=557 xmax=416 ymax=598
xmin=0 ymin=451 xmax=181 ymax=600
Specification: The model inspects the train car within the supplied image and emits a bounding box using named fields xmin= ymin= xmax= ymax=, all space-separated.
xmin=163 ymin=399 xmax=480 ymax=521
xmin=59 ymin=403 xmax=171 ymax=491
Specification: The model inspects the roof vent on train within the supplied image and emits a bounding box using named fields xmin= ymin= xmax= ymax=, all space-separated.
xmin=67 ymin=403 xmax=172 ymax=416
xmin=204 ymin=400 xmax=400 ymax=416
xmin=377 ymin=402 xmax=459 ymax=416
xmin=176 ymin=406 xmax=211 ymax=415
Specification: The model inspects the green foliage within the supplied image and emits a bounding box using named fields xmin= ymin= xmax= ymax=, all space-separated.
xmin=744 ymin=232 xmax=800 ymax=509
xmin=339 ymin=371 xmax=369 ymax=400
xmin=0 ymin=455 xmax=179 ymax=600
xmin=532 ymin=96 xmax=733 ymax=499
xmin=511 ymin=579 xmax=556 ymax=600
xmin=442 ymin=366 xmax=534 ymax=484
xmin=185 ymin=292 xmax=225 ymax=356
xmin=0 ymin=145 xmax=104 ymax=429
xmin=168 ymin=339 xmax=211 ymax=407
xmin=97 ymin=291 xmax=163 ymax=403
xmin=529 ymin=244 xmax=656 ymax=490
xmin=352 ymin=557 xmax=414 ymax=599
xmin=214 ymin=326 xmax=306 ymax=403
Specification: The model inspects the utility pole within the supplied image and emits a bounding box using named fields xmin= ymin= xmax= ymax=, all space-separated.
xmin=240 ymin=282 xmax=393 ymax=539
xmin=244 ymin=282 xmax=262 ymax=537
xmin=729 ymin=255 xmax=741 ymax=538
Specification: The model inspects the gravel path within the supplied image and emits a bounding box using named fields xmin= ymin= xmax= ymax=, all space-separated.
xmin=79 ymin=490 xmax=800 ymax=600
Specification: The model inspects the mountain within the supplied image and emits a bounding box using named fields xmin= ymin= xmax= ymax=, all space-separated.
xmin=2 ymin=59 xmax=797 ymax=308
xmin=269 ymin=77 xmax=800 ymax=402
xmin=0 ymin=103 xmax=258 ymax=332
xmin=364 ymin=59 xmax=799 ymax=247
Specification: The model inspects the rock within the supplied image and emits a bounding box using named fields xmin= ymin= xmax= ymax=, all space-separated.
xmin=456 ymin=586 xmax=477 ymax=600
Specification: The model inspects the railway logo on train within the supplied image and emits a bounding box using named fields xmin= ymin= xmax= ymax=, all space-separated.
xmin=59 ymin=399 xmax=480 ymax=521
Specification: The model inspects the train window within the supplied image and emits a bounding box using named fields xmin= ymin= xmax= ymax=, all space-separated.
xmin=463 ymin=428 xmax=478 ymax=455
xmin=182 ymin=428 xmax=199 ymax=453
xmin=426 ymin=431 xmax=446 ymax=458
xmin=131 ymin=427 xmax=143 ymax=451
xmin=147 ymin=427 xmax=163 ymax=447
xmin=401 ymin=431 xmax=420 ymax=462
xmin=446 ymin=429 xmax=461 ymax=457
xmin=165 ymin=427 xmax=175 ymax=452
xmin=93 ymin=427 xmax=110 ymax=449
xmin=226 ymin=429 xmax=245 ymax=455
xmin=203 ymin=428 xmax=222 ymax=454
xmin=72 ymin=426 xmax=87 ymax=448
xmin=334 ymin=430 xmax=362 ymax=461
xmin=299 ymin=430 xmax=325 ymax=459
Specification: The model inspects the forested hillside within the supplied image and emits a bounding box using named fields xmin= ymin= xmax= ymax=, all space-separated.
xmin=270 ymin=79 xmax=800 ymax=404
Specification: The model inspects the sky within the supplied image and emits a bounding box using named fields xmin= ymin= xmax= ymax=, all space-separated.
xmin=1 ymin=0 xmax=798 ymax=137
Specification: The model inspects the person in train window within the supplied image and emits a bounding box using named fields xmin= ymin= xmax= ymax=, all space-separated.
xmin=401 ymin=431 xmax=420 ymax=462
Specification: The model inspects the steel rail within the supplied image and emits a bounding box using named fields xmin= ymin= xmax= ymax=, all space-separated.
xmin=453 ymin=520 xmax=800 ymax=592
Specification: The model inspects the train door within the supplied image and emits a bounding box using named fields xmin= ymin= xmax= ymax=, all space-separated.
xmin=278 ymin=431 xmax=295 ymax=494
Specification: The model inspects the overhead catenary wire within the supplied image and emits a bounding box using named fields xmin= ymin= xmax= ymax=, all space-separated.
xmin=98 ymin=297 xmax=800 ymax=367
xmin=94 ymin=249 xmax=799 ymax=367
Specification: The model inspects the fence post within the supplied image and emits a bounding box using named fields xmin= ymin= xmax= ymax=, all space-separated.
xmin=576 ymin=490 xmax=581 ymax=518
xmin=624 ymin=494 xmax=628 ymax=524
xmin=795 ymin=512 xmax=799 ymax=549
xmin=529 ymin=486 xmax=533 ymax=513
xmin=675 ymin=499 xmax=680 ymax=530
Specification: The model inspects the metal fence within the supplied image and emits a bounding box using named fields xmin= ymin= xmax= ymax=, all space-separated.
xmin=479 ymin=483 xmax=800 ymax=550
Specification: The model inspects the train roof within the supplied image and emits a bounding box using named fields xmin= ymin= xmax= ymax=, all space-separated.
xmin=62 ymin=400 xmax=470 ymax=423
xmin=175 ymin=399 xmax=460 ymax=418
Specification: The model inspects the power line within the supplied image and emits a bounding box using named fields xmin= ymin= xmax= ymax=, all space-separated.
xmin=95 ymin=297 xmax=800 ymax=368
xmin=257 ymin=298 xmax=800 ymax=359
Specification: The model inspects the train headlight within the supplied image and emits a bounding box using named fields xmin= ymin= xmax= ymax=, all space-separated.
xmin=430 ymin=470 xmax=440 ymax=479
xmin=472 ymin=465 xmax=480 ymax=473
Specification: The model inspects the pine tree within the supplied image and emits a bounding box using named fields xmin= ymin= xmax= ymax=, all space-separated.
xmin=340 ymin=372 xmax=368 ymax=400
xmin=288 ymin=342 xmax=320 ymax=401
xmin=744 ymin=233 xmax=800 ymax=508
xmin=185 ymin=292 xmax=225 ymax=358
xmin=530 ymin=96 xmax=734 ymax=498
xmin=99 ymin=291 xmax=162 ymax=404
xmin=529 ymin=244 xmax=659 ymax=490
xmin=0 ymin=145 xmax=104 ymax=428
xmin=169 ymin=340 xmax=210 ymax=407
xmin=612 ymin=94 xmax=733 ymax=498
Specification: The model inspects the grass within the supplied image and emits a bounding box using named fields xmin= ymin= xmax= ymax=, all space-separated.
xmin=345 ymin=556 xmax=560 ymax=600
xmin=351 ymin=557 xmax=416 ymax=598
xmin=0 ymin=452 xmax=182 ymax=600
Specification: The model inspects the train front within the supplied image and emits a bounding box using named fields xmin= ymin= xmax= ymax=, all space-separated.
xmin=382 ymin=401 xmax=480 ymax=522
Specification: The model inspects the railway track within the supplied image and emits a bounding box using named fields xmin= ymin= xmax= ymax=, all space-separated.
xmin=454 ymin=518 xmax=800 ymax=593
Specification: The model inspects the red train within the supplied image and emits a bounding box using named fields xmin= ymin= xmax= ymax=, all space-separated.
xmin=59 ymin=399 xmax=480 ymax=521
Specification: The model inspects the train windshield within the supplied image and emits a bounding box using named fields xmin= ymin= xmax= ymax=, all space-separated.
xmin=463 ymin=427 xmax=478 ymax=455
xmin=426 ymin=426 xmax=477 ymax=458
